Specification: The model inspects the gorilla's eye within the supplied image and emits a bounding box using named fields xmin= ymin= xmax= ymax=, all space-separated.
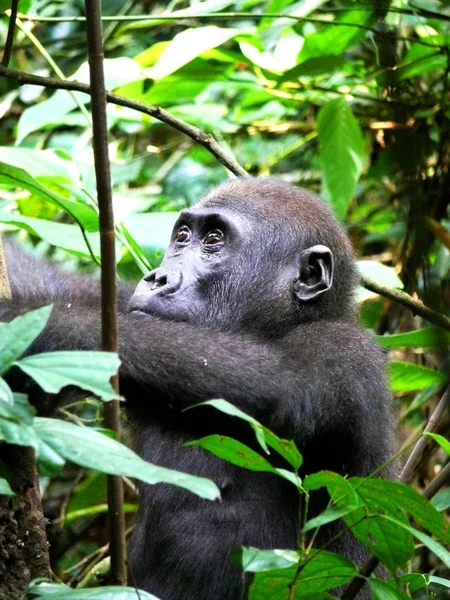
xmin=202 ymin=230 xmax=224 ymax=246
xmin=174 ymin=226 xmax=191 ymax=244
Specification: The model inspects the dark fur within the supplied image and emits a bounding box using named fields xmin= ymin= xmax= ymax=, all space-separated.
xmin=1 ymin=179 xmax=394 ymax=600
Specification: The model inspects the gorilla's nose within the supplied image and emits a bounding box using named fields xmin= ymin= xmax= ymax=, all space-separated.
xmin=144 ymin=268 xmax=183 ymax=295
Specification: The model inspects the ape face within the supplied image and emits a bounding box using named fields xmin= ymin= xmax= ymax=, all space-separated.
xmin=128 ymin=178 xmax=354 ymax=335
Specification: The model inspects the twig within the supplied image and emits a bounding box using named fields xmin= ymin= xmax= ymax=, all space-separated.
xmin=360 ymin=275 xmax=450 ymax=333
xmin=341 ymin=386 xmax=450 ymax=599
xmin=84 ymin=0 xmax=126 ymax=585
xmin=0 ymin=65 xmax=247 ymax=177
xmin=422 ymin=461 xmax=450 ymax=499
xmin=2 ymin=0 xmax=19 ymax=66
xmin=400 ymin=387 xmax=450 ymax=484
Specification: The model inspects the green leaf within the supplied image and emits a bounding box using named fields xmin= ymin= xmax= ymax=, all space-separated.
xmin=304 ymin=473 xmax=419 ymax=573
xmin=0 ymin=212 xmax=100 ymax=258
xmin=0 ymin=306 xmax=52 ymax=375
xmin=15 ymin=351 xmax=120 ymax=401
xmin=381 ymin=514 xmax=450 ymax=568
xmin=0 ymin=377 xmax=13 ymax=404
xmin=377 ymin=328 xmax=450 ymax=348
xmin=0 ymin=393 xmax=35 ymax=424
xmin=357 ymin=261 xmax=403 ymax=289
xmin=298 ymin=9 xmax=375 ymax=62
xmin=350 ymin=478 xmax=449 ymax=540
xmin=148 ymin=26 xmax=241 ymax=80
xmin=0 ymin=147 xmax=78 ymax=180
xmin=279 ymin=56 xmax=345 ymax=82
xmin=122 ymin=212 xmax=179 ymax=267
xmin=317 ymin=98 xmax=365 ymax=220
xmin=248 ymin=551 xmax=357 ymax=599
xmin=398 ymin=46 xmax=446 ymax=81
xmin=388 ymin=361 xmax=447 ymax=393
xmin=65 ymin=502 xmax=137 ymax=524
xmin=17 ymin=58 xmax=144 ymax=142
xmin=368 ymin=578 xmax=410 ymax=600
xmin=302 ymin=505 xmax=360 ymax=533
xmin=400 ymin=572 xmax=450 ymax=593
xmin=187 ymin=435 xmax=279 ymax=474
xmin=194 ymin=399 xmax=303 ymax=469
xmin=27 ymin=581 xmax=161 ymax=599
xmin=0 ymin=477 xmax=14 ymax=496
xmin=232 ymin=546 xmax=299 ymax=572
xmin=0 ymin=162 xmax=98 ymax=232
xmin=430 ymin=488 xmax=450 ymax=512
xmin=34 ymin=418 xmax=220 ymax=500
xmin=426 ymin=432 xmax=450 ymax=456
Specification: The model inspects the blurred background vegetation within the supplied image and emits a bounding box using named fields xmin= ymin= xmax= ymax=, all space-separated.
xmin=1 ymin=0 xmax=450 ymax=596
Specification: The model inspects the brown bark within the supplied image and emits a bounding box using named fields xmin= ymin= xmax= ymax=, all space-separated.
xmin=0 ymin=446 xmax=50 ymax=600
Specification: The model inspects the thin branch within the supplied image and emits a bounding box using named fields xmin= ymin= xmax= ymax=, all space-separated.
xmin=2 ymin=0 xmax=19 ymax=67
xmin=360 ymin=275 xmax=450 ymax=333
xmin=0 ymin=65 xmax=247 ymax=177
xmin=400 ymin=387 xmax=450 ymax=484
xmin=341 ymin=386 xmax=450 ymax=600
xmin=16 ymin=9 xmax=450 ymax=25
xmin=422 ymin=461 xmax=450 ymax=499
xmin=84 ymin=0 xmax=126 ymax=585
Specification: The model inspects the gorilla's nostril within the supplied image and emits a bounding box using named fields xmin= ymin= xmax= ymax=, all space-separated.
xmin=153 ymin=273 xmax=168 ymax=289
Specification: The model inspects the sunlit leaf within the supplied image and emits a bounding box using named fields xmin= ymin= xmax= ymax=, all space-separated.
xmin=0 ymin=477 xmax=14 ymax=495
xmin=377 ymin=328 xmax=450 ymax=348
xmin=388 ymin=361 xmax=447 ymax=393
xmin=317 ymin=98 xmax=365 ymax=220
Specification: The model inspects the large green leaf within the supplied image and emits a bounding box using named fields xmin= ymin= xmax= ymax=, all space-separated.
xmin=304 ymin=472 xmax=412 ymax=572
xmin=28 ymin=581 xmax=161 ymax=599
xmin=388 ymin=361 xmax=447 ymax=393
xmin=317 ymin=98 xmax=365 ymax=219
xmin=298 ymin=9 xmax=375 ymax=62
xmin=377 ymin=328 xmax=450 ymax=348
xmin=148 ymin=26 xmax=242 ymax=80
xmin=248 ymin=551 xmax=357 ymax=599
xmin=34 ymin=418 xmax=220 ymax=500
xmin=15 ymin=351 xmax=120 ymax=401
xmin=194 ymin=399 xmax=303 ymax=469
xmin=304 ymin=472 xmax=449 ymax=573
xmin=17 ymin=58 xmax=144 ymax=142
xmin=0 ymin=147 xmax=78 ymax=180
xmin=0 ymin=306 xmax=52 ymax=375
xmin=0 ymin=162 xmax=98 ymax=231
xmin=0 ymin=211 xmax=100 ymax=258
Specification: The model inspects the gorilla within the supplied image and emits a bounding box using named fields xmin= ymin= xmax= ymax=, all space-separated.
xmin=1 ymin=178 xmax=393 ymax=600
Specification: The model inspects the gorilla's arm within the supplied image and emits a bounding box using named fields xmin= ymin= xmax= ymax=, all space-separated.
xmin=0 ymin=292 xmax=388 ymax=450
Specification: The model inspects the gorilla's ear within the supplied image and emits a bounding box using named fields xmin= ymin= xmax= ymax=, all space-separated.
xmin=294 ymin=245 xmax=334 ymax=302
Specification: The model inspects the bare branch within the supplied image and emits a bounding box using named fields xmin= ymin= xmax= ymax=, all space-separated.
xmin=360 ymin=275 xmax=450 ymax=333
xmin=0 ymin=65 xmax=248 ymax=177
